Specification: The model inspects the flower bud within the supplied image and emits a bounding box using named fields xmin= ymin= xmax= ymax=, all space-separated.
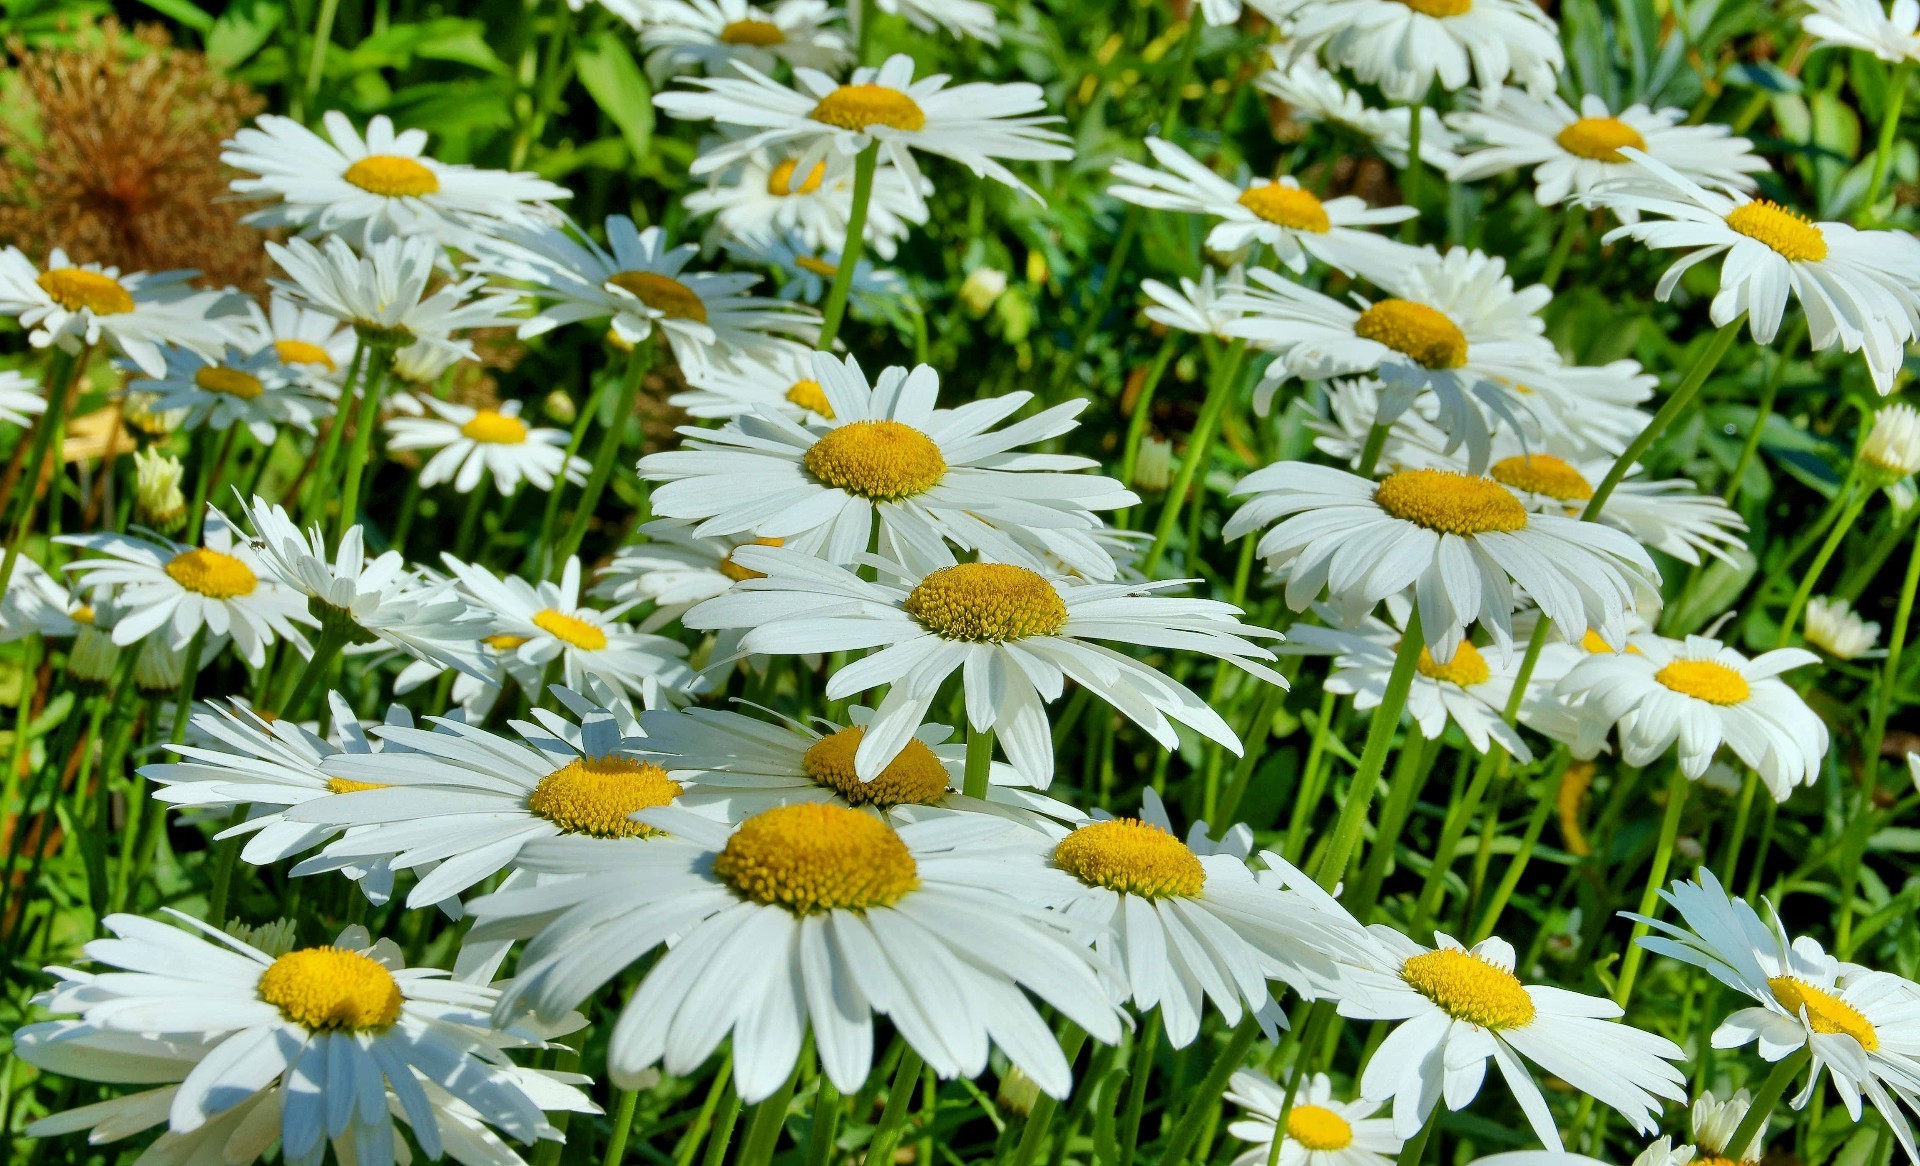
xmin=133 ymin=446 xmax=186 ymax=534
xmin=959 ymin=267 xmax=1008 ymax=317
xmin=1863 ymin=402 xmax=1920 ymax=484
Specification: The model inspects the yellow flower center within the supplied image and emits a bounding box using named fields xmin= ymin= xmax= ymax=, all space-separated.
xmin=606 ymin=271 xmax=710 ymax=322
xmin=713 ymin=802 xmax=920 ymax=913
xmin=803 ymin=726 xmax=952 ymax=807
xmin=1725 ymin=201 xmax=1828 ymax=263
xmin=485 ymin=633 xmax=532 ymax=651
xmin=802 ymin=419 xmax=948 ymax=500
xmin=795 ymin=255 xmax=840 ymax=278
xmin=71 ymin=605 xmax=95 ymax=625
xmin=1353 ymin=299 xmax=1469 ymax=369
xmin=718 ymin=537 xmax=783 ymax=582
xmin=719 ymin=17 xmax=786 ymax=44
xmin=526 ymin=756 xmax=681 ymax=838
xmin=1554 ymin=116 xmax=1648 ymax=162
xmin=904 ymin=563 xmax=1070 ymax=643
xmin=193 ymin=366 xmax=265 ymax=401
xmin=810 ymin=84 xmax=929 ymax=132
xmin=37 ymin=268 xmax=133 ymax=315
xmin=533 ymin=608 xmax=609 ymax=651
xmin=1285 ymin=1106 xmax=1355 ymax=1152
xmin=1396 ymin=0 xmax=1473 ymax=15
xmin=1374 ymin=469 xmax=1529 ymax=535
xmin=767 ymin=158 xmax=828 ymax=196
xmin=460 ymin=409 xmax=530 ymax=444
xmin=1580 ymin=628 xmax=1641 ymax=654
xmin=1768 ymin=976 xmax=1879 ymax=1050
xmin=1400 ymin=947 xmax=1536 ymax=1029
xmin=785 ymin=378 xmax=835 ymax=419
xmin=1052 ymin=818 xmax=1206 ymax=899
xmin=275 ymin=339 xmax=337 ymax=370
xmin=256 ymin=946 xmax=403 ymax=1033
xmin=342 ymin=154 xmax=441 ymax=198
xmin=1489 ymin=454 xmax=1593 ymax=502
xmin=165 ymin=547 xmax=258 ymax=599
xmin=1654 ymin=659 xmax=1750 ymax=706
xmin=325 ymin=777 xmax=389 ymax=794
xmin=1417 ymin=640 xmax=1491 ymax=686
xmin=1236 ymin=184 xmax=1331 ymax=233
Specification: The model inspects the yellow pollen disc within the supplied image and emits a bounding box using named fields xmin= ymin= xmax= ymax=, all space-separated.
xmin=803 ymin=726 xmax=952 ymax=807
xmin=1489 ymin=454 xmax=1593 ymax=502
xmin=275 ymin=339 xmax=337 ymax=370
xmin=810 ymin=84 xmax=929 ymax=132
xmin=526 ymin=756 xmax=681 ymax=838
xmin=1554 ymin=116 xmax=1648 ymax=162
xmin=904 ymin=563 xmax=1069 ymax=643
xmin=37 ymin=268 xmax=133 ymax=315
xmin=719 ymin=537 xmax=783 ymax=582
xmin=1236 ymin=184 xmax=1332 ymax=233
xmin=1400 ymin=947 xmax=1536 ymax=1029
xmin=1053 ymin=818 xmax=1206 ymax=899
xmin=767 ymin=158 xmax=828 ymax=196
xmin=1397 ymin=0 xmax=1473 ymax=14
xmin=165 ymin=547 xmax=258 ymax=599
xmin=1285 ymin=1106 xmax=1355 ymax=1152
xmin=1691 ymin=1158 xmax=1745 ymax=1166
xmin=606 ymin=271 xmax=710 ymax=323
xmin=1354 ymin=299 xmax=1469 ymax=369
xmin=256 ymin=946 xmax=403 ymax=1033
xmin=1579 ymin=628 xmax=1641 ymax=655
xmin=1654 ymin=659 xmax=1750 ymax=706
xmin=193 ymin=366 xmax=265 ymax=401
xmin=785 ymin=378 xmax=835 ymax=419
xmin=795 ymin=255 xmax=840 ymax=278
xmin=1769 ymin=976 xmax=1879 ymax=1050
xmin=71 ymin=605 xmax=95 ymax=625
xmin=713 ymin=802 xmax=920 ymax=913
xmin=485 ymin=633 xmax=531 ymax=651
xmin=460 ymin=409 xmax=530 ymax=444
xmin=325 ymin=777 xmax=389 ymax=794
xmin=1416 ymin=640 xmax=1491 ymax=686
xmin=342 ymin=154 xmax=441 ymax=198
xmin=1374 ymin=469 xmax=1529 ymax=536
xmin=1725 ymin=201 xmax=1828 ymax=262
xmin=533 ymin=608 xmax=609 ymax=651
xmin=719 ymin=17 xmax=786 ymax=44
xmin=802 ymin=419 xmax=947 ymax=500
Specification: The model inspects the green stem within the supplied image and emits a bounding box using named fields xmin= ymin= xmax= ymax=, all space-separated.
xmin=276 ymin=622 xmax=352 ymax=717
xmin=864 ymin=1044 xmax=926 ymax=1166
xmin=1159 ymin=1019 xmax=1259 ymax=1166
xmin=1142 ymin=337 xmax=1247 ymax=577
xmin=1010 ymin=1028 xmax=1088 ymax=1166
xmin=1539 ymin=213 xmax=1581 ymax=288
xmin=1115 ymin=1016 xmax=1160 ymax=1166
xmin=815 ymin=148 xmax=878 ymax=351
xmin=1283 ymin=689 xmax=1340 ymax=865
xmin=1611 ymin=767 xmax=1690 ymax=1007
xmin=1354 ymin=422 xmax=1390 ymax=479
xmin=1470 ymin=755 xmax=1563 ymax=941
xmin=1117 ymin=334 xmax=1180 ymax=502
xmin=736 ymin=1064 xmax=801 ymax=1166
xmin=600 ymin=1088 xmax=640 ymax=1166
xmin=1216 ymin=682 xmax=1290 ymax=828
xmin=1723 ymin=318 xmax=1802 ymax=505
xmin=1724 ymin=1048 xmax=1808 ymax=1162
xmin=303 ymin=0 xmax=342 ymax=106
xmin=527 ymin=369 xmax=611 ymax=576
xmin=1864 ymin=61 xmax=1911 ymax=220
xmin=1395 ymin=1111 xmax=1437 ymax=1166
xmin=1584 ymin=323 xmax=1741 ymax=523
xmin=302 ymin=339 xmax=366 ymax=523
xmin=964 ymin=727 xmax=995 ymax=801
xmin=0 ymin=347 xmax=80 ymax=598
xmin=185 ymin=426 xmax=239 ymax=545
xmin=804 ymin=1077 xmax=841 ymax=1166
xmin=1313 ymin=606 xmax=1424 ymax=891
xmin=554 ymin=344 xmax=653 ymax=571
xmin=1345 ymin=731 xmax=1431 ymax=920
xmin=334 ymin=349 xmax=393 ymax=544
xmin=1775 ymin=486 xmax=1869 ymax=648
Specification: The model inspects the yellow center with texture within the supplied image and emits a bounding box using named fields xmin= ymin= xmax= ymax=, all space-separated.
xmin=1725 ymin=201 xmax=1828 ymax=263
xmin=606 ymin=271 xmax=710 ymax=323
xmin=1237 ymin=184 xmax=1331 ymax=233
xmin=1768 ymin=976 xmax=1879 ymax=1050
xmin=326 ymin=777 xmax=389 ymax=794
xmin=719 ymin=18 xmax=786 ymax=45
xmin=194 ymin=366 xmax=265 ymax=401
xmin=795 ymin=255 xmax=839 ymax=279
xmin=37 ymin=268 xmax=133 ymax=315
xmin=256 ymin=946 xmax=403 ymax=1032
xmin=767 ymin=159 xmax=828 ymax=196
xmin=533 ymin=608 xmax=609 ymax=651
xmin=1554 ymin=117 xmax=1648 ymax=162
xmin=342 ymin=154 xmax=441 ymax=198
xmin=461 ymin=409 xmax=530 ymax=444
xmin=1396 ymin=0 xmax=1473 ymax=15
xmin=1374 ymin=470 xmax=1529 ymax=535
xmin=1053 ymin=818 xmax=1206 ymax=899
xmin=1654 ymin=659 xmax=1749 ymax=705
xmin=486 ymin=633 xmax=531 ymax=651
xmin=803 ymin=726 xmax=951 ymax=807
xmin=810 ymin=85 xmax=928 ymax=132
xmin=785 ymin=378 xmax=835 ymax=419
xmin=803 ymin=419 xmax=947 ymax=500
xmin=1580 ymin=628 xmax=1639 ymax=655
xmin=1400 ymin=947 xmax=1536 ymax=1029
xmin=1417 ymin=640 xmax=1491 ymax=686
xmin=527 ymin=757 xmax=681 ymax=838
xmin=1490 ymin=454 xmax=1593 ymax=502
xmin=713 ymin=803 xmax=920 ymax=913
xmin=904 ymin=563 xmax=1069 ymax=643
xmin=1353 ymin=300 xmax=1469 ymax=369
xmin=1286 ymin=1106 xmax=1355 ymax=1152
xmin=719 ymin=537 xmax=783 ymax=582
xmin=165 ymin=547 xmax=258 ymax=598
xmin=275 ymin=339 xmax=336 ymax=370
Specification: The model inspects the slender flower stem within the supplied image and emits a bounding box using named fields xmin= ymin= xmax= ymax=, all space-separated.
xmin=1354 ymin=422 xmax=1392 ymax=479
xmin=864 ymin=1044 xmax=926 ymax=1166
xmin=736 ymin=1063 xmax=801 ymax=1166
xmin=1585 ymin=322 xmax=1741 ymax=523
xmin=1161 ymin=1018 xmax=1259 ymax=1166
xmin=1115 ymin=1016 xmax=1160 ymax=1166
xmin=1864 ymin=61 xmax=1912 ymax=220
xmin=816 ymin=147 xmax=878 ymax=351
xmin=1724 ymin=1047 xmax=1809 ymax=1161
xmin=1142 ymin=337 xmax=1248 ymax=577
xmin=964 ymin=727 xmax=995 ymax=800
xmin=277 ymin=621 xmax=354 ymax=718
xmin=303 ymin=339 xmax=367 ymax=522
xmin=1395 ymin=1110 xmax=1438 ymax=1166
xmin=1010 ymin=1027 xmax=1088 ymax=1166
xmin=553 ymin=343 xmax=654 ymax=572
xmin=1724 ymin=318 xmax=1804 ymax=506
xmin=527 ymin=367 xmax=612 ymax=576
xmin=1611 ymin=766 xmax=1690 ymax=1007
xmin=0 ymin=346 xmax=81 ymax=598
xmin=1775 ymin=486 xmax=1869 ymax=648
xmin=804 ymin=1077 xmax=841 ymax=1166
xmin=303 ymin=0 xmax=342 ymax=107
xmin=1469 ymin=754 xmax=1564 ymax=941
xmin=1314 ymin=607 xmax=1425 ymax=891
xmin=1345 ymin=731 xmax=1432 ymax=920
xmin=601 ymin=1088 xmax=641 ymax=1166
xmin=1117 ymin=334 xmax=1180 ymax=505
xmin=334 ymin=348 xmax=394 ymax=544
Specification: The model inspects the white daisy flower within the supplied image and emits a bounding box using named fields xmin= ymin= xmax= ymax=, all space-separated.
xmin=682 ymin=148 xmax=928 ymax=259
xmin=670 ymin=341 xmax=836 ymax=422
xmin=654 ymin=53 xmax=1072 ymax=202
xmin=59 ymin=510 xmax=314 ymax=668
xmin=1255 ymin=55 xmax=1463 ymax=170
xmin=642 ymin=0 xmax=850 ymax=82
xmin=867 ymin=0 xmax=1000 ymax=41
xmin=1633 ymin=870 xmax=1920 ymax=1160
xmin=730 ymin=233 xmax=909 ymax=317
xmin=1109 ymin=137 xmax=1417 ymax=277
xmin=1334 ymin=929 xmax=1687 ymax=1148
xmin=224 ymin=112 xmax=570 ymax=249
xmin=0 ymin=247 xmax=240 ymax=377
xmin=233 ymin=293 xmax=358 ymax=392
xmin=641 ymin=351 xmax=1137 ymax=578
xmin=1802 ymin=0 xmax=1920 ymax=63
xmin=267 ymin=233 xmax=520 ymax=348
xmin=1284 ymin=0 xmax=1563 ymax=104
xmin=385 ymin=397 xmax=588 ymax=496
xmin=1145 ymin=265 xmax=1255 ymax=341
xmin=1590 ymin=152 xmax=1920 ymax=394
xmin=0 ymin=554 xmax=87 ymax=641
xmin=468 ymin=803 xmax=1125 ymax=1100
xmin=0 ymin=368 xmax=44 ymax=428
xmin=1448 ymin=91 xmax=1765 ymax=215
xmin=1554 ymin=634 xmax=1828 ymax=801
xmin=1686 ymin=1088 xmax=1767 ymax=1165
xmin=15 ymin=912 xmax=589 ymax=1166
xmin=1804 ymin=596 xmax=1881 ymax=659
xmin=683 ymin=546 xmax=1285 ymax=787
xmin=592 ymin=519 xmax=779 ymax=626
xmin=471 ymin=216 xmax=818 ymax=372
xmin=1224 ymin=461 xmax=1660 ymax=660
xmin=1197 ymin=0 xmax=1305 ymax=25
xmin=129 ymin=344 xmax=332 ymax=445
xmin=1864 ymin=402 xmax=1920 ymax=481
xmin=1226 ymin=1069 xmax=1403 ymax=1166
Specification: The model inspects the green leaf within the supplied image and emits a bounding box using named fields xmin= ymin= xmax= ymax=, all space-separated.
xmin=133 ymin=0 xmax=214 ymax=33
xmin=576 ymin=32 xmax=654 ymax=164
xmin=206 ymin=0 xmax=283 ymax=69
